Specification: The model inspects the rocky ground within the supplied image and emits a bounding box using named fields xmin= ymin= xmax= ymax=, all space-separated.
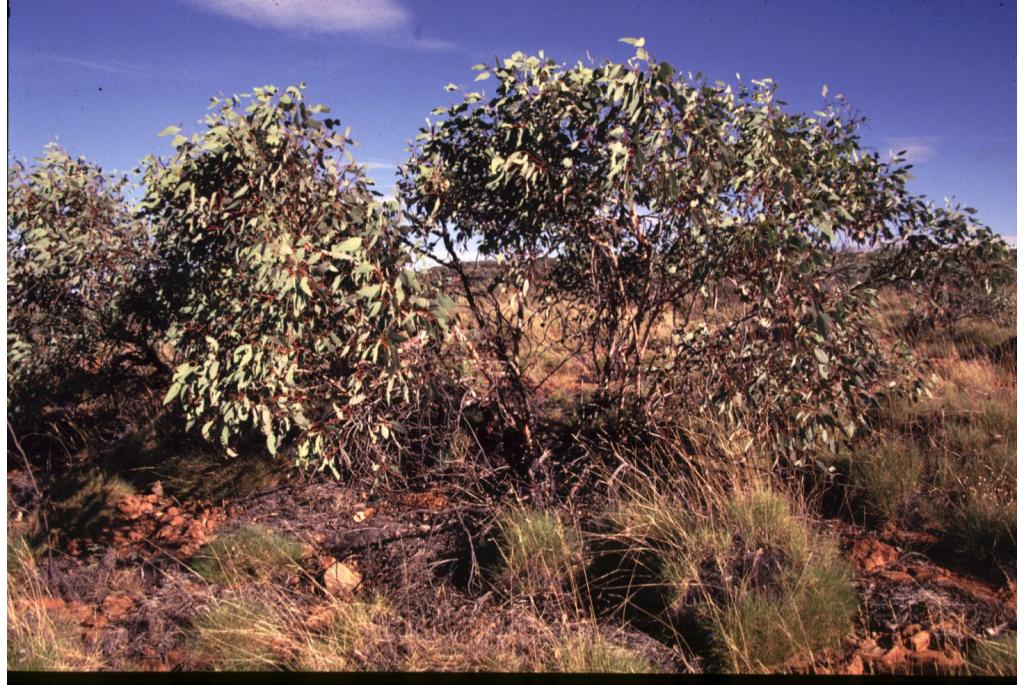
xmin=8 ymin=463 xmax=1015 ymax=673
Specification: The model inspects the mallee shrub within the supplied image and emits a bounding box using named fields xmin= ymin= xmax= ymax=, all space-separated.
xmin=7 ymin=145 xmax=159 ymax=424
xmin=141 ymin=85 xmax=453 ymax=474
xmin=400 ymin=39 xmax=1012 ymax=463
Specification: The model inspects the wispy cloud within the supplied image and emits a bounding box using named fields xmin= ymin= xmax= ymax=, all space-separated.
xmin=181 ymin=0 xmax=454 ymax=51
xmin=885 ymin=136 xmax=939 ymax=164
xmin=50 ymin=55 xmax=141 ymax=75
xmin=410 ymin=36 xmax=457 ymax=52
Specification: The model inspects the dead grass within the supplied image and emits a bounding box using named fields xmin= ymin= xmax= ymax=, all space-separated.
xmin=187 ymin=591 xmax=393 ymax=671
xmin=400 ymin=603 xmax=557 ymax=671
xmin=7 ymin=536 xmax=105 ymax=671
xmin=550 ymin=632 xmax=655 ymax=673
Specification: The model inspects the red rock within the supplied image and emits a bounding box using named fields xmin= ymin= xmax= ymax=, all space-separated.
xmin=323 ymin=560 xmax=362 ymax=596
xmin=901 ymin=623 xmax=922 ymax=637
xmin=908 ymin=649 xmax=963 ymax=674
xmin=850 ymin=537 xmax=899 ymax=572
xmin=846 ymin=654 xmax=864 ymax=675
xmin=38 ymin=596 xmax=67 ymax=611
xmin=880 ymin=643 xmax=908 ymax=668
xmin=908 ymin=630 xmax=931 ymax=652
xmin=306 ymin=605 xmax=337 ymax=633
xmin=875 ymin=569 xmax=915 ymax=584
xmin=101 ymin=594 xmax=134 ymax=618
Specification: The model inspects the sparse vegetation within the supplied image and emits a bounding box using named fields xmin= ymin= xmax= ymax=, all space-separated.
xmin=494 ymin=508 xmax=584 ymax=599
xmin=7 ymin=537 xmax=106 ymax=671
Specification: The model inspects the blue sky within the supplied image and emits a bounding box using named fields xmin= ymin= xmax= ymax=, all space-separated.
xmin=8 ymin=0 xmax=1017 ymax=236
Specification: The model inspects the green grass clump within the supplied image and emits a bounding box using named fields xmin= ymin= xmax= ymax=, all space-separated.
xmin=969 ymin=633 xmax=1016 ymax=676
xmin=550 ymin=633 xmax=655 ymax=673
xmin=48 ymin=470 xmax=136 ymax=540
xmin=707 ymin=550 xmax=857 ymax=671
xmin=608 ymin=483 xmax=857 ymax=673
xmin=191 ymin=525 xmax=304 ymax=585
xmin=494 ymin=508 xmax=584 ymax=598
xmin=704 ymin=489 xmax=858 ymax=672
xmin=846 ymin=438 xmax=926 ymax=523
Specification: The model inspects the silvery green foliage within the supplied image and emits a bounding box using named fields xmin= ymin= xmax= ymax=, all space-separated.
xmin=400 ymin=40 xmax=1010 ymax=457
xmin=143 ymin=85 xmax=452 ymax=474
xmin=7 ymin=145 xmax=154 ymax=419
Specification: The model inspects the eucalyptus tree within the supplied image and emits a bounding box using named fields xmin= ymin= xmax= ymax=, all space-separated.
xmin=7 ymin=145 xmax=158 ymax=427
xmin=400 ymin=39 xmax=1010 ymax=461
xmin=144 ymin=85 xmax=452 ymax=475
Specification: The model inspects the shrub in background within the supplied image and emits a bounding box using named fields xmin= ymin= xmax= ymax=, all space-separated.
xmin=7 ymin=145 xmax=161 ymax=428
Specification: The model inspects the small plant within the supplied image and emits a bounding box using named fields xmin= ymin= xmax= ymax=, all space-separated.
xmin=188 ymin=598 xmax=289 ymax=671
xmin=847 ymin=438 xmax=926 ymax=523
xmin=969 ymin=633 xmax=1016 ymax=676
xmin=191 ymin=525 xmax=303 ymax=585
xmin=494 ymin=508 xmax=583 ymax=599
xmin=550 ymin=633 xmax=655 ymax=673
xmin=49 ymin=471 xmax=137 ymax=541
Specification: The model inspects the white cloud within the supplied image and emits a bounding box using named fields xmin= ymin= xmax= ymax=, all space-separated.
xmin=51 ymin=56 xmax=141 ymax=75
xmin=411 ymin=36 xmax=457 ymax=52
xmin=182 ymin=0 xmax=454 ymax=49
xmin=885 ymin=136 xmax=939 ymax=164
xmin=189 ymin=0 xmax=407 ymax=33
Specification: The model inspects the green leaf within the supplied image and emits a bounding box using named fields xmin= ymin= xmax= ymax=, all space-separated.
xmin=335 ymin=236 xmax=362 ymax=253
xmin=163 ymin=382 xmax=181 ymax=405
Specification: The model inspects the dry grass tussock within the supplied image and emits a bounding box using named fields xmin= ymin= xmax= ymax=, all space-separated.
xmin=834 ymin=319 xmax=1016 ymax=562
xmin=603 ymin=470 xmax=858 ymax=673
xmin=7 ymin=537 xmax=106 ymax=671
